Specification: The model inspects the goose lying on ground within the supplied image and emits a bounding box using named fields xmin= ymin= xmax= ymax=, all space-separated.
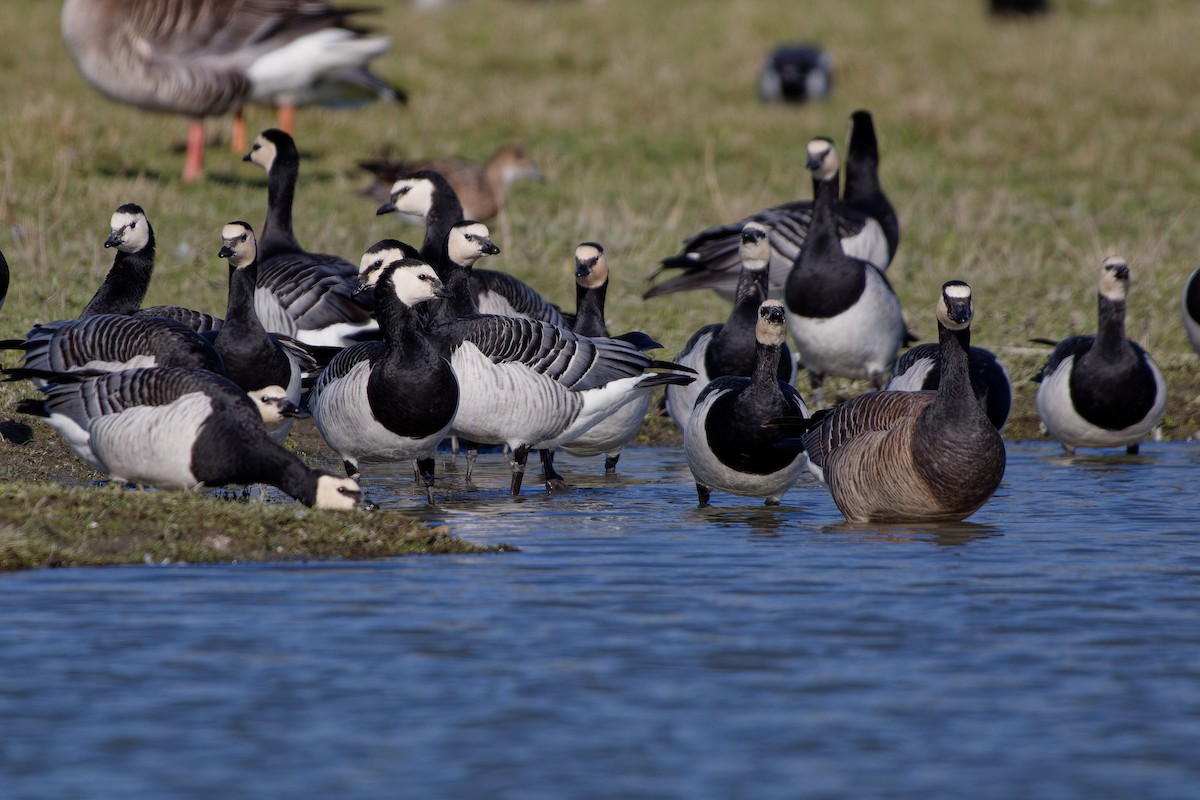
xmin=9 ymin=366 xmax=362 ymax=509
xmin=767 ymin=281 xmax=1005 ymax=523
xmin=685 ymin=300 xmax=810 ymax=507
xmin=1033 ymin=256 xmax=1166 ymax=455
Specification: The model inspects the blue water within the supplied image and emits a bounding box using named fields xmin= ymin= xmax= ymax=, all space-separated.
xmin=2 ymin=442 xmax=1199 ymax=799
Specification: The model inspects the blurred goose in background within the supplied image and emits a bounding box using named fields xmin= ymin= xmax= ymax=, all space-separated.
xmin=1033 ymin=257 xmax=1166 ymax=455
xmin=359 ymin=143 xmax=545 ymax=222
xmin=664 ymin=221 xmax=796 ymax=430
xmin=61 ymin=0 xmax=404 ymax=181
xmin=767 ymin=281 xmax=1005 ymax=523
xmin=684 ymin=300 xmax=810 ymax=507
xmin=9 ymin=366 xmax=363 ymax=509
xmin=377 ymin=170 xmax=571 ymax=327
xmin=0 ymin=249 xmax=9 ymax=313
xmin=308 ymin=257 xmax=458 ymax=504
xmin=243 ymin=129 xmax=378 ymax=346
xmin=887 ymin=342 xmax=1012 ymax=431
xmin=785 ymin=138 xmax=906 ymax=407
xmin=645 ymin=109 xmax=895 ymax=301
xmin=1182 ymin=265 xmax=1200 ymax=356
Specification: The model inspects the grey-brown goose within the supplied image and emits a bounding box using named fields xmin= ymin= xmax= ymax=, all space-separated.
xmin=767 ymin=281 xmax=1005 ymax=523
xmin=61 ymin=0 xmax=403 ymax=181
xmin=1034 ymin=257 xmax=1166 ymax=455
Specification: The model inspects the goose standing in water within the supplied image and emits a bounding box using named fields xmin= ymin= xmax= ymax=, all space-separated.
xmin=1034 ymin=257 xmax=1166 ymax=455
xmin=785 ymin=138 xmax=907 ymax=407
xmin=9 ymin=366 xmax=363 ymax=509
xmin=685 ymin=301 xmax=810 ymax=507
xmin=308 ymin=257 xmax=458 ymax=505
xmin=664 ymin=221 xmax=795 ymax=430
xmin=767 ymin=281 xmax=1005 ymax=523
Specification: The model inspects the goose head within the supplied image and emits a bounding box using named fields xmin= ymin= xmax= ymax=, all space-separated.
xmin=217 ymin=221 xmax=257 ymax=269
xmin=805 ymin=137 xmax=838 ymax=182
xmin=355 ymin=238 xmax=422 ymax=294
xmin=937 ymin=281 xmax=974 ymax=331
xmin=446 ymin=220 xmax=500 ymax=269
xmin=248 ymin=385 xmax=304 ymax=425
xmin=243 ymin=129 xmax=292 ymax=173
xmin=1098 ymin=256 xmax=1130 ymax=302
xmin=756 ymin=299 xmax=789 ymax=346
xmin=105 ymin=204 xmax=152 ymax=253
xmin=739 ymin=221 xmax=771 ymax=273
xmin=376 ymin=175 xmax=436 ymax=224
xmin=493 ymin=143 xmax=546 ymax=185
xmin=574 ymin=242 xmax=608 ymax=288
xmin=314 ymin=474 xmax=366 ymax=510
xmin=379 ymin=257 xmax=452 ymax=306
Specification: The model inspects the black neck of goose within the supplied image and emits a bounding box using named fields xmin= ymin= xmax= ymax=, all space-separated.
xmin=80 ymin=235 xmax=156 ymax=318
xmin=1092 ymin=293 xmax=1128 ymax=359
xmin=221 ymin=262 xmax=265 ymax=338
xmin=262 ymin=449 xmax=323 ymax=507
xmin=745 ymin=339 xmax=786 ymax=401
xmin=372 ymin=280 xmax=422 ymax=348
xmin=421 ymin=191 xmax=466 ymax=271
xmin=930 ymin=320 xmax=975 ymax=419
xmin=707 ymin=268 xmax=767 ymax=374
xmin=844 ymin=138 xmax=899 ymax=256
xmin=573 ymin=281 xmax=609 ymax=337
xmin=259 ymin=152 xmax=302 ymax=258
xmin=432 ymin=265 xmax=478 ymax=324
xmin=806 ymin=174 xmax=842 ymax=261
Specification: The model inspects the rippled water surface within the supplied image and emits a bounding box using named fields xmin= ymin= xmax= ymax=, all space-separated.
xmin=2 ymin=442 xmax=1199 ymax=799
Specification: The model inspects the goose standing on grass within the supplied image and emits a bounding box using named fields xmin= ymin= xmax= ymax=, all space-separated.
xmin=887 ymin=342 xmax=1012 ymax=431
xmin=309 ymin=257 xmax=458 ymax=504
xmin=377 ymin=171 xmax=572 ymax=327
xmin=664 ymin=221 xmax=796 ymax=430
xmin=685 ymin=300 xmax=810 ymax=507
xmin=243 ymin=129 xmax=378 ymax=346
xmin=1182 ymin=265 xmax=1200 ymax=356
xmin=645 ymin=110 xmax=895 ymax=301
xmin=1034 ymin=257 xmax=1166 ymax=455
xmin=9 ymin=366 xmax=363 ymax=509
xmin=766 ymin=281 xmax=1005 ymax=523
xmin=785 ymin=137 xmax=906 ymax=407
xmin=61 ymin=0 xmax=404 ymax=182
xmin=359 ymin=144 xmax=545 ymax=221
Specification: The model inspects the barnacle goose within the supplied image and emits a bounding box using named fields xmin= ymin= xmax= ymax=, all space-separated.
xmin=684 ymin=300 xmax=810 ymax=507
xmin=784 ymin=137 xmax=906 ymax=407
xmin=376 ymin=170 xmax=572 ymax=327
xmin=645 ymin=111 xmax=894 ymax=301
xmin=1033 ymin=257 xmax=1166 ymax=455
xmin=766 ymin=281 xmax=1005 ymax=523
xmin=61 ymin=0 xmax=404 ymax=182
xmin=308 ymin=257 xmax=458 ymax=504
xmin=664 ymin=221 xmax=796 ymax=430
xmin=11 ymin=366 xmax=363 ymax=508
xmin=1183 ymin=265 xmax=1200 ymax=357
xmin=887 ymin=342 xmax=1012 ymax=431
xmin=243 ymin=128 xmax=378 ymax=346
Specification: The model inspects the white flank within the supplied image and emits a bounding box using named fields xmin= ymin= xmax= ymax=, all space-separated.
xmin=788 ymin=267 xmax=904 ymax=381
xmin=247 ymin=29 xmax=390 ymax=101
xmin=664 ymin=329 xmax=715 ymax=429
xmin=89 ymin=392 xmax=213 ymax=489
xmin=1036 ymin=356 xmax=1167 ymax=450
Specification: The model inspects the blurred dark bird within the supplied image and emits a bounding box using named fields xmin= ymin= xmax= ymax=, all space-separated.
xmin=759 ymin=44 xmax=833 ymax=103
xmin=0 ymin=249 xmax=8 ymax=313
xmin=61 ymin=0 xmax=406 ymax=182
xmin=1182 ymin=265 xmax=1200 ymax=357
xmin=989 ymin=0 xmax=1050 ymax=16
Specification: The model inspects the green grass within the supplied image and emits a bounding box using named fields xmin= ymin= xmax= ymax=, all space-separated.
xmin=2 ymin=0 xmax=1200 ymax=564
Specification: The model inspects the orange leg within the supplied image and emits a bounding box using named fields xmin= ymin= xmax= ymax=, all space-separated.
xmin=276 ymin=104 xmax=295 ymax=135
xmin=182 ymin=119 xmax=205 ymax=182
xmin=231 ymin=107 xmax=247 ymax=153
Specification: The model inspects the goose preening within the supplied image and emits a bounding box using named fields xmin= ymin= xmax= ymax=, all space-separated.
xmin=1182 ymin=265 xmax=1200 ymax=356
xmin=887 ymin=343 xmax=1012 ymax=431
xmin=376 ymin=170 xmax=571 ymax=327
xmin=766 ymin=281 xmax=1006 ymax=523
xmin=9 ymin=366 xmax=363 ymax=509
xmin=359 ymin=144 xmax=545 ymax=221
xmin=664 ymin=221 xmax=796 ymax=430
xmin=1033 ymin=257 xmax=1166 ymax=455
xmin=784 ymin=137 xmax=907 ymax=407
xmin=243 ymin=129 xmax=378 ymax=346
xmin=685 ymin=300 xmax=810 ymax=507
xmin=308 ymin=257 xmax=458 ymax=504
xmin=645 ymin=109 xmax=896 ymax=301
xmin=61 ymin=0 xmax=404 ymax=182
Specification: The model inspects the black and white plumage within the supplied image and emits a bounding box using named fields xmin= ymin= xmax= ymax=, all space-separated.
xmin=213 ymin=221 xmax=306 ymax=443
xmin=1182 ymin=265 xmax=1200 ymax=357
xmin=684 ymin=300 xmax=810 ymax=507
xmin=784 ymin=137 xmax=906 ymax=407
xmin=376 ymin=170 xmax=572 ymax=327
xmin=12 ymin=366 xmax=363 ymax=509
xmin=759 ymin=44 xmax=833 ymax=104
xmin=1033 ymin=257 xmax=1166 ymax=455
xmin=887 ymin=343 xmax=1012 ymax=431
xmin=767 ymin=281 xmax=1006 ymax=523
xmin=243 ymin=128 xmax=378 ymax=346
xmin=309 ymin=257 xmax=458 ymax=504
xmin=664 ymin=221 xmax=796 ymax=429
xmin=645 ymin=111 xmax=895 ymax=301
